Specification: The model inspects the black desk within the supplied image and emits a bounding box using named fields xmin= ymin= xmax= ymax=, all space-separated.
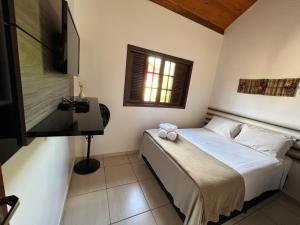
xmin=27 ymin=97 xmax=104 ymax=174
xmin=27 ymin=97 xmax=104 ymax=137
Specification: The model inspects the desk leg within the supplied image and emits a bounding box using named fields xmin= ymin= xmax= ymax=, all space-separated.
xmin=74 ymin=135 xmax=100 ymax=174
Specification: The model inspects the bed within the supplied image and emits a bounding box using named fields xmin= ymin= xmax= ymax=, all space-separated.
xmin=139 ymin=108 xmax=300 ymax=225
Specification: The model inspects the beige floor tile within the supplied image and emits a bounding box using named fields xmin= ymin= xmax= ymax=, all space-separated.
xmin=105 ymin=164 xmax=137 ymax=188
xmin=222 ymin=219 xmax=239 ymax=225
xmin=104 ymin=152 xmax=126 ymax=158
xmin=113 ymin=211 xmax=157 ymax=225
xmin=68 ymin=167 xmax=106 ymax=197
xmin=127 ymin=152 xmax=145 ymax=165
xmin=255 ymin=193 xmax=280 ymax=209
xmin=260 ymin=200 xmax=300 ymax=225
xmin=140 ymin=179 xmax=169 ymax=209
xmin=152 ymin=205 xmax=182 ymax=225
xmin=132 ymin=163 xmax=154 ymax=181
xmin=61 ymin=190 xmax=110 ymax=225
xmin=107 ymin=183 xmax=150 ymax=223
xmin=233 ymin=206 xmax=257 ymax=222
xmin=104 ymin=155 xmax=129 ymax=167
xmin=239 ymin=210 xmax=274 ymax=225
xmin=275 ymin=193 xmax=300 ymax=216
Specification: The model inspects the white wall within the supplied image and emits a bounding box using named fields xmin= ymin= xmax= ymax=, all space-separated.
xmin=73 ymin=0 xmax=223 ymax=156
xmin=2 ymin=137 xmax=75 ymax=225
xmin=210 ymin=0 xmax=300 ymax=130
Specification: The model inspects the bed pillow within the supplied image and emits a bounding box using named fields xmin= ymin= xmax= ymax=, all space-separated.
xmin=234 ymin=124 xmax=294 ymax=158
xmin=205 ymin=116 xmax=242 ymax=139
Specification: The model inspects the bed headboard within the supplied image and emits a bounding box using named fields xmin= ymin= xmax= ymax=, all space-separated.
xmin=206 ymin=107 xmax=300 ymax=161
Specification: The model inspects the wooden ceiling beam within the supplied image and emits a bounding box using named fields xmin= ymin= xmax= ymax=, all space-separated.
xmin=150 ymin=0 xmax=225 ymax=34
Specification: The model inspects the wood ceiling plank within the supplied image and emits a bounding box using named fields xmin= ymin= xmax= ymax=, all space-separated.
xmin=150 ymin=0 xmax=257 ymax=34
xmin=150 ymin=0 xmax=225 ymax=34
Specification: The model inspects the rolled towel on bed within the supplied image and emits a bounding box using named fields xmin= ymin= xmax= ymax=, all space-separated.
xmin=167 ymin=131 xmax=177 ymax=141
xmin=159 ymin=123 xmax=178 ymax=132
xmin=158 ymin=128 xmax=168 ymax=139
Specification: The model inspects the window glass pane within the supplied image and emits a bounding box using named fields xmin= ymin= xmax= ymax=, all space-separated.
xmin=153 ymin=75 xmax=159 ymax=88
xmin=166 ymin=91 xmax=171 ymax=103
xmin=164 ymin=61 xmax=170 ymax=75
xmin=148 ymin=57 xmax=155 ymax=65
xmin=162 ymin=76 xmax=168 ymax=89
xmin=151 ymin=89 xmax=157 ymax=102
xmin=148 ymin=57 xmax=155 ymax=72
xmin=145 ymin=73 xmax=153 ymax=87
xmin=160 ymin=90 xmax=166 ymax=103
xmin=168 ymin=77 xmax=173 ymax=90
xmin=154 ymin=58 xmax=161 ymax=73
xmin=170 ymin=62 xmax=176 ymax=76
xmin=148 ymin=64 xmax=154 ymax=73
xmin=144 ymin=88 xmax=151 ymax=101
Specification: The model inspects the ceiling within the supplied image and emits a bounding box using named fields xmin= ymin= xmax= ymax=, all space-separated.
xmin=150 ymin=0 xmax=257 ymax=34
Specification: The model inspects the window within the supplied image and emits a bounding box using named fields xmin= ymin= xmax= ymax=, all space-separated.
xmin=123 ymin=45 xmax=193 ymax=108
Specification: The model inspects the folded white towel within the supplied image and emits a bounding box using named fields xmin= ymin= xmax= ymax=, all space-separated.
xmin=159 ymin=123 xmax=178 ymax=132
xmin=158 ymin=128 xmax=168 ymax=139
xmin=167 ymin=131 xmax=177 ymax=141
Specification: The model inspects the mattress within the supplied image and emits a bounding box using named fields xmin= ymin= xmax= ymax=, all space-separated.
xmin=177 ymin=128 xmax=292 ymax=201
xmin=140 ymin=128 xmax=292 ymax=221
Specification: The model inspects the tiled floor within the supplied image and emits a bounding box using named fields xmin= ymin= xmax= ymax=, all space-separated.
xmin=61 ymin=153 xmax=300 ymax=225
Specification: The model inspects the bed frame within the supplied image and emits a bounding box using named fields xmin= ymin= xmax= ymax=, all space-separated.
xmin=143 ymin=155 xmax=278 ymax=225
xmin=142 ymin=107 xmax=300 ymax=225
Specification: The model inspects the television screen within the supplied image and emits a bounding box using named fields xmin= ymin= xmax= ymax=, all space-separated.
xmin=62 ymin=0 xmax=80 ymax=76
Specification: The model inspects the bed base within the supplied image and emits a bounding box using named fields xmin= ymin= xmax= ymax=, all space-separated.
xmin=142 ymin=155 xmax=278 ymax=225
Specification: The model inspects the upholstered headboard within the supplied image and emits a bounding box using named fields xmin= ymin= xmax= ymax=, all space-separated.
xmin=205 ymin=107 xmax=300 ymax=160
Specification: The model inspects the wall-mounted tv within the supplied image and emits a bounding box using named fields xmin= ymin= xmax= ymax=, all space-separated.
xmin=62 ymin=0 xmax=80 ymax=76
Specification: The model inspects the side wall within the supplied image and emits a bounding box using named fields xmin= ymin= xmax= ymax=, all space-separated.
xmin=210 ymin=0 xmax=300 ymax=130
xmin=1 ymin=1 xmax=76 ymax=224
xmin=2 ymin=137 xmax=74 ymax=225
xmin=73 ymin=0 xmax=223 ymax=156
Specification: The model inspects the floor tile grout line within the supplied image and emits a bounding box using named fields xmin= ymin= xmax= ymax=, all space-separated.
xmin=105 ymin=188 xmax=112 ymax=225
xmin=137 ymin=178 xmax=151 ymax=210
xmin=106 ymin=175 xmax=170 ymax=224
xmin=109 ymin=201 xmax=170 ymax=224
xmin=107 ymin=180 xmax=139 ymax=190
xmin=129 ymin=161 xmax=140 ymax=181
xmin=68 ymin=187 xmax=107 ymax=199
xmin=109 ymin=202 xmax=171 ymax=224
xmin=104 ymin=162 xmax=138 ymax=188
xmin=110 ymin=210 xmax=153 ymax=225
xmin=104 ymin=164 xmax=108 ymax=190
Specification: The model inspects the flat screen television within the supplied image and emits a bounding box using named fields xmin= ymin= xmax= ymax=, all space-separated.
xmin=62 ymin=0 xmax=80 ymax=76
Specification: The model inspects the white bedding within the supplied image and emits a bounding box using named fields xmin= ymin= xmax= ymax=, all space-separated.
xmin=177 ymin=128 xmax=292 ymax=201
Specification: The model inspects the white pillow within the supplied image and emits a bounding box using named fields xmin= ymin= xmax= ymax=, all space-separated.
xmin=205 ymin=116 xmax=242 ymax=139
xmin=234 ymin=124 xmax=294 ymax=158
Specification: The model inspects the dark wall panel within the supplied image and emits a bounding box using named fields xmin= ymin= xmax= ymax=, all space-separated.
xmin=13 ymin=0 xmax=74 ymax=131
xmin=14 ymin=0 xmax=62 ymax=49
xmin=17 ymin=29 xmax=73 ymax=130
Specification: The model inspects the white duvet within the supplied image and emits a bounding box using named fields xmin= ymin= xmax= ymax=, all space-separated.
xmin=177 ymin=128 xmax=292 ymax=201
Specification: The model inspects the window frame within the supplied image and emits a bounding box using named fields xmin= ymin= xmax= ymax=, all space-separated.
xmin=123 ymin=45 xmax=193 ymax=109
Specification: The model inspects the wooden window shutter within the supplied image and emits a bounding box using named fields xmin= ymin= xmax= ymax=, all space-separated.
xmin=124 ymin=45 xmax=193 ymax=108
xmin=124 ymin=49 xmax=147 ymax=105
xmin=170 ymin=62 xmax=192 ymax=107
